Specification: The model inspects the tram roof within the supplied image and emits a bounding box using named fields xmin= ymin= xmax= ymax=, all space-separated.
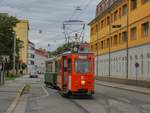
xmin=62 ymin=51 xmax=94 ymax=55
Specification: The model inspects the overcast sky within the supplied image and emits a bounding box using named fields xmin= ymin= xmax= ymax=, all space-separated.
xmin=0 ymin=0 xmax=100 ymax=51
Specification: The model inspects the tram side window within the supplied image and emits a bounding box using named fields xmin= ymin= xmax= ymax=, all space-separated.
xmin=57 ymin=61 xmax=61 ymax=72
xmin=55 ymin=61 xmax=58 ymax=72
xmin=68 ymin=59 xmax=72 ymax=73
xmin=64 ymin=59 xmax=67 ymax=72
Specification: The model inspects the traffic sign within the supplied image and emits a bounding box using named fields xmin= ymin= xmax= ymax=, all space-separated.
xmin=135 ymin=62 xmax=139 ymax=68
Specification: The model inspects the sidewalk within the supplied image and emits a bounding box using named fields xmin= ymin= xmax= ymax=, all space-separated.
xmin=96 ymin=80 xmax=150 ymax=95
xmin=0 ymin=77 xmax=26 ymax=113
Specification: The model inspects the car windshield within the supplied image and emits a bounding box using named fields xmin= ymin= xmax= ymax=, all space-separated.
xmin=75 ymin=59 xmax=91 ymax=73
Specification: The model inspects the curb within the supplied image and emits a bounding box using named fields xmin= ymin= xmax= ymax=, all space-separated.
xmin=6 ymin=84 xmax=26 ymax=113
xmin=96 ymin=82 xmax=150 ymax=95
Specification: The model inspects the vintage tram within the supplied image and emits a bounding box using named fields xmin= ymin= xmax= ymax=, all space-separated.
xmin=45 ymin=49 xmax=95 ymax=97
xmin=57 ymin=52 xmax=95 ymax=96
xmin=44 ymin=58 xmax=58 ymax=88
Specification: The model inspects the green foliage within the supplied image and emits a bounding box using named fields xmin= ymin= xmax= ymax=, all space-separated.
xmin=16 ymin=39 xmax=24 ymax=56
xmin=21 ymin=63 xmax=27 ymax=70
xmin=5 ymin=75 xmax=18 ymax=80
xmin=0 ymin=13 xmax=19 ymax=55
xmin=48 ymin=42 xmax=77 ymax=57
xmin=0 ymin=14 xmax=24 ymax=73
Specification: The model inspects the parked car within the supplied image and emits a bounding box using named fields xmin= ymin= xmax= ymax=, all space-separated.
xmin=29 ymin=72 xmax=38 ymax=78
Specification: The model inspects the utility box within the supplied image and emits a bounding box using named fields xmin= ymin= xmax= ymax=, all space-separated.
xmin=0 ymin=62 xmax=4 ymax=85
xmin=0 ymin=55 xmax=8 ymax=85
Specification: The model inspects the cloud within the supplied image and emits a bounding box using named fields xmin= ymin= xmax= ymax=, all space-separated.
xmin=0 ymin=0 xmax=100 ymax=50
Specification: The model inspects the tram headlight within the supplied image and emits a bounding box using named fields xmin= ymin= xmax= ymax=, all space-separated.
xmin=81 ymin=80 xmax=85 ymax=85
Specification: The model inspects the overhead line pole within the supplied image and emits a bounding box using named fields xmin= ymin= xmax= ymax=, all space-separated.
xmin=13 ymin=33 xmax=16 ymax=76
xmin=126 ymin=0 xmax=129 ymax=79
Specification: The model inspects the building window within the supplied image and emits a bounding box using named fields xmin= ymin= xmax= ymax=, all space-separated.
xmin=101 ymin=20 xmax=104 ymax=29
xmin=140 ymin=54 xmax=144 ymax=75
xmin=142 ymin=22 xmax=149 ymax=37
xmin=122 ymin=31 xmax=127 ymax=42
xmin=135 ymin=55 xmax=138 ymax=60
xmin=101 ymin=41 xmax=104 ymax=49
xmin=114 ymin=10 xmax=118 ymax=21
xmin=131 ymin=0 xmax=137 ymax=10
xmin=130 ymin=27 xmax=137 ymax=40
xmin=110 ymin=37 xmax=113 ymax=47
xmin=95 ymin=43 xmax=97 ymax=50
xmin=96 ymin=24 xmax=98 ymax=31
xmin=142 ymin=0 xmax=149 ymax=4
xmin=119 ymin=8 xmax=122 ymax=18
xmin=29 ymin=61 xmax=34 ymax=65
xmin=31 ymin=61 xmax=34 ymax=65
xmin=130 ymin=56 xmax=133 ymax=75
xmin=107 ymin=38 xmax=110 ymax=48
xmin=122 ymin=4 xmax=127 ymax=16
xmin=104 ymin=40 xmax=106 ymax=49
xmin=31 ymin=54 xmax=35 ymax=58
xmin=91 ymin=45 xmax=93 ymax=51
xmin=91 ymin=27 xmax=94 ymax=36
xmin=114 ymin=35 xmax=118 ymax=46
xmin=111 ymin=13 xmax=113 ymax=23
xmin=107 ymin=16 xmax=110 ymax=25
xmin=119 ymin=33 xmax=121 ymax=44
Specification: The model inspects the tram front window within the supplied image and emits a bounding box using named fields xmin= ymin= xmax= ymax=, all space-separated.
xmin=75 ymin=59 xmax=91 ymax=73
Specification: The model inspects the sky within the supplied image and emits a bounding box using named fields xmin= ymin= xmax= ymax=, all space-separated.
xmin=0 ymin=0 xmax=100 ymax=51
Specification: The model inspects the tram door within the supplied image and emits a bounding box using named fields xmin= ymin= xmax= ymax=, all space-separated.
xmin=63 ymin=57 xmax=67 ymax=89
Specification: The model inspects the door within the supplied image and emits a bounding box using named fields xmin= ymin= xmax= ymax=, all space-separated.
xmin=63 ymin=57 xmax=67 ymax=89
xmin=68 ymin=58 xmax=72 ymax=90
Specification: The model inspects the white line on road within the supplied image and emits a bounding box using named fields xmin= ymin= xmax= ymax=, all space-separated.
xmin=36 ymin=85 xmax=49 ymax=100
xmin=41 ymin=85 xmax=49 ymax=97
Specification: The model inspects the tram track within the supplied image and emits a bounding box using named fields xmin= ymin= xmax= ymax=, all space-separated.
xmin=69 ymin=99 xmax=90 ymax=113
xmin=46 ymin=86 xmax=150 ymax=113
xmin=95 ymin=91 xmax=148 ymax=113
xmin=54 ymin=90 xmax=90 ymax=113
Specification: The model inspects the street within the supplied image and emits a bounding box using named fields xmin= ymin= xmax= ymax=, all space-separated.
xmin=13 ymin=75 xmax=150 ymax=113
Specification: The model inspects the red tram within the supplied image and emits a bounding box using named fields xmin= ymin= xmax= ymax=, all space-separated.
xmin=57 ymin=52 xmax=95 ymax=97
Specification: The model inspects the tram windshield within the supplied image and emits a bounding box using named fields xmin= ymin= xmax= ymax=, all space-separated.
xmin=75 ymin=59 xmax=91 ymax=73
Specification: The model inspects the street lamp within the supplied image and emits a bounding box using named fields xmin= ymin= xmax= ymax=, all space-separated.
xmin=13 ymin=33 xmax=16 ymax=75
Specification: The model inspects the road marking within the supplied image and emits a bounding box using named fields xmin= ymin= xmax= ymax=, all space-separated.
xmin=38 ymin=86 xmax=49 ymax=98
xmin=12 ymin=95 xmax=28 ymax=113
xmin=6 ymin=84 xmax=26 ymax=113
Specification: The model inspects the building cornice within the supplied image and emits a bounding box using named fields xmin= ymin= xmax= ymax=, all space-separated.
xmin=88 ymin=0 xmax=124 ymax=26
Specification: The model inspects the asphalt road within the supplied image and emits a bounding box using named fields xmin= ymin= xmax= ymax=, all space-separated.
xmin=14 ymin=75 xmax=150 ymax=113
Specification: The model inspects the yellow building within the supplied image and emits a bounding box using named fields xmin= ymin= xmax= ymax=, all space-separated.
xmin=89 ymin=0 xmax=150 ymax=82
xmin=14 ymin=20 xmax=29 ymax=65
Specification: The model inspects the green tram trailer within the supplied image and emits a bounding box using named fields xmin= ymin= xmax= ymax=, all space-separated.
xmin=44 ymin=58 xmax=58 ymax=88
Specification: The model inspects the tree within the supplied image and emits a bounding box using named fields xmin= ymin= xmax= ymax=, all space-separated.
xmin=0 ymin=13 xmax=19 ymax=55
xmin=48 ymin=42 xmax=75 ymax=57
xmin=0 ymin=13 xmax=20 ymax=76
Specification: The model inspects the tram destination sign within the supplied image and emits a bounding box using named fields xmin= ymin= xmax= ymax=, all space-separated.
xmin=79 ymin=55 xmax=88 ymax=59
